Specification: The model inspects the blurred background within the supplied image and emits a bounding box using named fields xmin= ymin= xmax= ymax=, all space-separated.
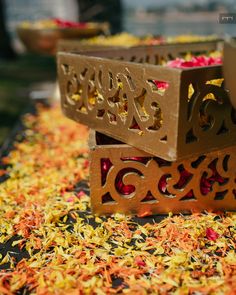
xmin=4 ymin=0 xmax=236 ymax=49
xmin=0 ymin=0 xmax=236 ymax=147
xmin=124 ymin=0 xmax=236 ymax=36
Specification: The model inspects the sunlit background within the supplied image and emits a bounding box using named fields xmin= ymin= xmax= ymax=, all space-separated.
xmin=123 ymin=0 xmax=236 ymax=36
xmin=5 ymin=0 xmax=236 ymax=52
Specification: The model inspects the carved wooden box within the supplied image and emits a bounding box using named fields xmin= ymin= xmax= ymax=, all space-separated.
xmin=57 ymin=42 xmax=236 ymax=161
xmin=57 ymin=39 xmax=121 ymax=53
xmin=89 ymin=131 xmax=236 ymax=216
xmin=223 ymin=38 xmax=236 ymax=109
xmin=57 ymin=38 xmax=221 ymax=54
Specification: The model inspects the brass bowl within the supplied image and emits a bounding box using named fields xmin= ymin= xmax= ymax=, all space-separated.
xmin=17 ymin=22 xmax=109 ymax=55
xmin=223 ymin=38 xmax=236 ymax=109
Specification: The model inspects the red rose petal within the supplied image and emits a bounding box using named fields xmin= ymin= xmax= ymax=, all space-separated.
xmin=135 ymin=256 xmax=146 ymax=267
xmin=206 ymin=227 xmax=219 ymax=241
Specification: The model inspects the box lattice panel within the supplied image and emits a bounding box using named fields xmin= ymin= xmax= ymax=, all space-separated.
xmin=58 ymin=46 xmax=236 ymax=160
xmin=58 ymin=40 xmax=221 ymax=62
xmin=89 ymin=133 xmax=236 ymax=215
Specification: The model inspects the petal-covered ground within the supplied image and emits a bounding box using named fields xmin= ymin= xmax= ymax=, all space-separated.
xmin=0 ymin=104 xmax=236 ymax=295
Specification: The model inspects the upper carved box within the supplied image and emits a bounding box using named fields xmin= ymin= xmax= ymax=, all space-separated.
xmin=57 ymin=41 xmax=236 ymax=161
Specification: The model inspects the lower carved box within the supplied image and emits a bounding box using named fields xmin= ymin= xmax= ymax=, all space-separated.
xmin=89 ymin=131 xmax=236 ymax=216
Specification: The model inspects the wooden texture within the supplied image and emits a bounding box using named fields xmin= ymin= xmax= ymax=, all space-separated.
xmin=89 ymin=131 xmax=236 ymax=215
xmin=58 ymin=41 xmax=236 ymax=160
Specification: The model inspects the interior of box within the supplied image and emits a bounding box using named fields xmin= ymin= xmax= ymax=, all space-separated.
xmin=95 ymin=131 xmax=123 ymax=145
xmin=75 ymin=40 xmax=221 ymax=65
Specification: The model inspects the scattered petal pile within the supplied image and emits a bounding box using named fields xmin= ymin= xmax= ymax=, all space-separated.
xmin=0 ymin=104 xmax=236 ymax=294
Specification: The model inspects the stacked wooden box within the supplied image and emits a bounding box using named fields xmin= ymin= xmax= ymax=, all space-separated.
xmin=57 ymin=40 xmax=236 ymax=216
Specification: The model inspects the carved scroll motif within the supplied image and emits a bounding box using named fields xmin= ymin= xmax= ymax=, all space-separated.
xmin=61 ymin=63 xmax=168 ymax=132
xmin=185 ymin=79 xmax=235 ymax=141
xmin=58 ymin=45 xmax=236 ymax=161
xmin=90 ymin=143 xmax=236 ymax=215
xmin=59 ymin=53 xmax=180 ymax=160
